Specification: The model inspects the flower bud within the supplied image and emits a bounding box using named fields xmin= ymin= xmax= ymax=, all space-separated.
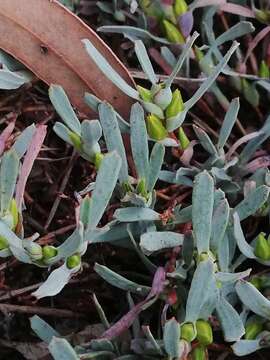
xmin=137 ymin=178 xmax=147 ymax=197
xmin=25 ymin=242 xmax=43 ymax=261
xmin=146 ymin=114 xmax=168 ymax=141
xmin=259 ymin=60 xmax=270 ymax=78
xmin=137 ymin=85 xmax=152 ymax=103
xmin=162 ymin=19 xmax=185 ymax=44
xmin=194 ymin=46 xmax=204 ymax=62
xmin=181 ymin=322 xmax=196 ymax=342
xmin=174 ymin=0 xmax=188 ymax=17
xmin=245 ymin=321 xmax=263 ymax=340
xmin=94 ymin=152 xmax=104 ymax=169
xmin=42 ymin=245 xmax=58 ymax=261
xmin=9 ymin=199 xmax=19 ymax=230
xmin=196 ymin=319 xmax=213 ymax=345
xmin=191 ymin=345 xmax=206 ymax=360
xmin=69 ymin=131 xmax=83 ymax=152
xmin=0 ymin=236 xmax=8 ymax=250
xmin=152 ymin=84 xmax=173 ymax=110
xmin=67 ymin=254 xmax=81 ymax=269
xmin=178 ymin=127 xmax=190 ymax=150
xmin=165 ymin=89 xmax=184 ymax=119
xmin=255 ymin=9 xmax=270 ymax=24
xmin=254 ymin=232 xmax=270 ymax=260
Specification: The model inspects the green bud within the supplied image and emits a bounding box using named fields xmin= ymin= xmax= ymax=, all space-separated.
xmin=0 ymin=236 xmax=8 ymax=250
xmin=194 ymin=46 xmax=204 ymax=62
xmin=69 ymin=131 xmax=83 ymax=152
xmin=178 ymin=127 xmax=190 ymax=150
xmin=146 ymin=114 xmax=168 ymax=141
xmin=165 ymin=89 xmax=184 ymax=119
xmin=259 ymin=61 xmax=270 ymax=78
xmin=139 ymin=0 xmax=163 ymax=19
xmin=174 ymin=0 xmax=188 ymax=17
xmin=152 ymin=84 xmax=172 ymax=110
xmin=67 ymin=254 xmax=81 ymax=269
xmin=196 ymin=320 xmax=213 ymax=345
xmin=245 ymin=322 xmax=263 ymax=340
xmin=191 ymin=346 xmax=206 ymax=360
xmin=137 ymin=178 xmax=147 ymax=198
xmin=42 ymin=245 xmax=58 ymax=261
xmin=255 ymin=9 xmax=270 ymax=24
xmin=162 ymin=19 xmax=185 ymax=44
xmin=9 ymin=199 xmax=19 ymax=230
xmin=250 ymin=277 xmax=262 ymax=290
xmin=254 ymin=232 xmax=270 ymax=261
xmin=137 ymin=85 xmax=152 ymax=103
xmin=25 ymin=242 xmax=43 ymax=261
xmin=94 ymin=152 xmax=104 ymax=169
xmin=181 ymin=322 xmax=196 ymax=342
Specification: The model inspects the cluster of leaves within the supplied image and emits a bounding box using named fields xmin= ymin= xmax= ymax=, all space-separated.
xmin=1 ymin=2 xmax=270 ymax=360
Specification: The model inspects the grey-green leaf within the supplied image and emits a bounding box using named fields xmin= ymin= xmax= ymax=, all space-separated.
xmin=218 ymin=98 xmax=239 ymax=149
xmin=147 ymin=143 xmax=165 ymax=192
xmin=236 ymin=280 xmax=270 ymax=320
xmin=192 ymin=171 xmax=214 ymax=253
xmin=114 ymin=207 xmax=160 ymax=222
xmin=99 ymin=103 xmax=128 ymax=183
xmin=94 ymin=263 xmax=150 ymax=296
xmin=140 ymin=231 xmax=184 ymax=255
xmin=31 ymin=315 xmax=59 ymax=344
xmin=163 ymin=318 xmax=181 ymax=357
xmin=49 ymin=85 xmax=81 ymax=135
xmin=49 ymin=337 xmax=79 ymax=360
xmin=130 ymin=103 xmax=149 ymax=181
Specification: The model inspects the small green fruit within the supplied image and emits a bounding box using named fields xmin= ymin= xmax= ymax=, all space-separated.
xmin=196 ymin=319 xmax=213 ymax=345
xmin=146 ymin=114 xmax=168 ymax=141
xmin=69 ymin=131 xmax=83 ymax=152
xmin=25 ymin=242 xmax=43 ymax=261
xmin=174 ymin=0 xmax=188 ymax=17
xmin=137 ymin=85 xmax=152 ymax=102
xmin=94 ymin=152 xmax=104 ymax=169
xmin=42 ymin=245 xmax=58 ymax=260
xmin=254 ymin=233 xmax=270 ymax=261
xmin=162 ymin=19 xmax=185 ymax=44
xmin=165 ymin=89 xmax=184 ymax=119
xmin=9 ymin=199 xmax=19 ymax=230
xmin=67 ymin=254 xmax=81 ymax=269
xmin=181 ymin=322 xmax=196 ymax=342
xmin=0 ymin=236 xmax=8 ymax=250
xmin=259 ymin=60 xmax=270 ymax=78
xmin=178 ymin=127 xmax=190 ymax=150
xmin=245 ymin=322 xmax=263 ymax=340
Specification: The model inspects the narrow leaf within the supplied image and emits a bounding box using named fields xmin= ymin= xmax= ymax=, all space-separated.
xmin=140 ymin=231 xmax=184 ymax=255
xmin=218 ymin=98 xmax=239 ymax=149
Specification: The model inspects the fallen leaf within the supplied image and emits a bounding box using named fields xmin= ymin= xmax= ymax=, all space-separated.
xmin=0 ymin=0 xmax=135 ymax=118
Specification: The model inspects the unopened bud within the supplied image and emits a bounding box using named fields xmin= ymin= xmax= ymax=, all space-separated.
xmin=178 ymin=127 xmax=190 ymax=150
xmin=0 ymin=236 xmax=8 ymax=250
xmin=67 ymin=254 xmax=81 ymax=269
xmin=174 ymin=0 xmax=188 ymax=17
xmin=137 ymin=178 xmax=147 ymax=197
xmin=42 ymin=245 xmax=58 ymax=261
xmin=152 ymin=84 xmax=173 ymax=110
xmin=181 ymin=322 xmax=196 ymax=342
xmin=9 ymin=199 xmax=19 ymax=230
xmin=166 ymin=89 xmax=184 ymax=119
xmin=163 ymin=19 xmax=185 ymax=44
xmin=137 ymin=85 xmax=152 ymax=103
xmin=94 ymin=152 xmax=104 ymax=169
xmin=25 ymin=242 xmax=43 ymax=261
xmin=259 ymin=60 xmax=270 ymax=78
xmin=245 ymin=322 xmax=263 ymax=340
xmin=254 ymin=232 xmax=270 ymax=261
xmin=69 ymin=131 xmax=83 ymax=152
xmin=196 ymin=319 xmax=213 ymax=345
xmin=194 ymin=46 xmax=204 ymax=62
xmin=146 ymin=114 xmax=168 ymax=140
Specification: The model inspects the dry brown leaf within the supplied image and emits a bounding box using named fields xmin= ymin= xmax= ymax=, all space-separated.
xmin=0 ymin=0 xmax=135 ymax=118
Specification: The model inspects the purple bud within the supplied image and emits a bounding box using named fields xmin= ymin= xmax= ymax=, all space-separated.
xmin=178 ymin=11 xmax=194 ymax=38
